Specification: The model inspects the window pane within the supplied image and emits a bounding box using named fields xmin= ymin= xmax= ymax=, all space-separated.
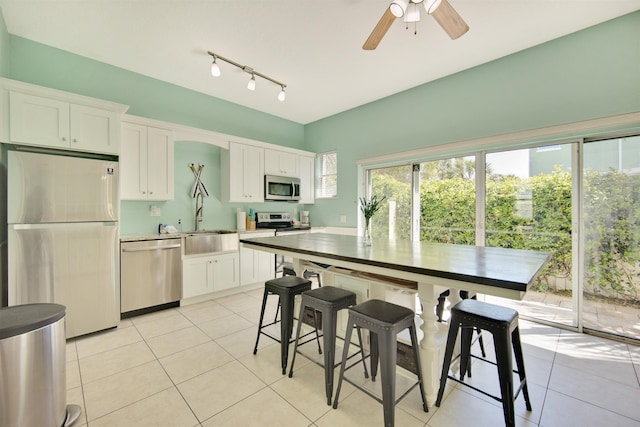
xmin=583 ymin=136 xmax=640 ymax=339
xmin=369 ymin=165 xmax=412 ymax=240
xmin=316 ymin=151 xmax=337 ymax=198
xmin=419 ymin=157 xmax=475 ymax=245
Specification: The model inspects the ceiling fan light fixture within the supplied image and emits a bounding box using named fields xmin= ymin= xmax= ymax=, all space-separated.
xmin=210 ymin=56 xmax=221 ymax=77
xmin=404 ymin=4 xmax=421 ymax=23
xmin=424 ymin=0 xmax=442 ymax=14
xmin=278 ymin=86 xmax=286 ymax=102
xmin=389 ymin=0 xmax=408 ymax=18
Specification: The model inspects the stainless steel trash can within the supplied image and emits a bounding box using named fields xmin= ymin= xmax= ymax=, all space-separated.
xmin=0 ymin=303 xmax=80 ymax=427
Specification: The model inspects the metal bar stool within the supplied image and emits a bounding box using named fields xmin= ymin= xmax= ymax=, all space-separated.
xmin=333 ymin=299 xmax=428 ymax=427
xmin=288 ymin=286 xmax=369 ymax=405
xmin=253 ymin=276 xmax=313 ymax=374
xmin=435 ymin=299 xmax=531 ymax=427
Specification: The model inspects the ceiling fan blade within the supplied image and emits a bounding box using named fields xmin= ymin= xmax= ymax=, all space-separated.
xmin=430 ymin=0 xmax=469 ymax=40
xmin=363 ymin=8 xmax=396 ymax=50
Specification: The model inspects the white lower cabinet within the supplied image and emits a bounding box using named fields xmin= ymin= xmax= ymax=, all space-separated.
xmin=240 ymin=231 xmax=275 ymax=285
xmin=182 ymin=252 xmax=239 ymax=299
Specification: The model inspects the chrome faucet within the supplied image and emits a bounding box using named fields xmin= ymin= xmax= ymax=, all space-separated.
xmin=195 ymin=192 xmax=204 ymax=231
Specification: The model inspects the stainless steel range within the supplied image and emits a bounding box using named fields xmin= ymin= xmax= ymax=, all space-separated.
xmin=255 ymin=212 xmax=310 ymax=234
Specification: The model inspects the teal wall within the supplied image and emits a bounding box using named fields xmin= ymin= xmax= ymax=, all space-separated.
xmin=0 ymin=8 xmax=9 ymax=77
xmin=7 ymin=36 xmax=307 ymax=234
xmin=305 ymin=11 xmax=640 ymax=227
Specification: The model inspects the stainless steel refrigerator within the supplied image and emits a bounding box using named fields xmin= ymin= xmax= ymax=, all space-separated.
xmin=6 ymin=147 xmax=120 ymax=338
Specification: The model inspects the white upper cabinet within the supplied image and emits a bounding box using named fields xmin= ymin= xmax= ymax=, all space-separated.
xmin=298 ymin=155 xmax=315 ymax=204
xmin=221 ymin=142 xmax=264 ymax=203
xmin=120 ymin=122 xmax=174 ymax=200
xmin=9 ymin=91 xmax=120 ymax=154
xmin=264 ymin=148 xmax=298 ymax=177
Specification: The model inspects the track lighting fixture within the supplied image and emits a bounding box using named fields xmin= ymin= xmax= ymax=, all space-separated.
xmin=207 ymin=51 xmax=287 ymax=101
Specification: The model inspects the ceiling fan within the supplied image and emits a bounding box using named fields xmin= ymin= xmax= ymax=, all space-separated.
xmin=363 ymin=0 xmax=469 ymax=50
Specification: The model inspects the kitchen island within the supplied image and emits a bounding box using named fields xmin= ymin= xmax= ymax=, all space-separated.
xmin=240 ymin=232 xmax=550 ymax=405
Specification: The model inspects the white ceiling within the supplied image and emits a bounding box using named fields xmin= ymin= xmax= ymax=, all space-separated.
xmin=1 ymin=0 xmax=639 ymax=124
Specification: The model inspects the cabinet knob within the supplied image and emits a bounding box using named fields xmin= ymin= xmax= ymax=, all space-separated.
xmin=61 ymin=137 xmax=67 ymax=142
xmin=72 ymin=138 xmax=78 ymax=143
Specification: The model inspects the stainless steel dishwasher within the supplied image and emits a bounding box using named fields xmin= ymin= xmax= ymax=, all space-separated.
xmin=120 ymin=238 xmax=182 ymax=315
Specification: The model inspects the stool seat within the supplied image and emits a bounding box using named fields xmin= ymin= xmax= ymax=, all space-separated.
xmin=302 ymin=286 xmax=354 ymax=306
xmin=350 ymin=299 xmax=415 ymax=327
xmin=254 ymin=276 xmax=313 ymax=375
xmin=454 ymin=298 xmax=518 ymax=325
xmin=436 ymin=299 xmax=531 ymax=427
xmin=333 ymin=299 xmax=428 ymax=427
xmin=265 ymin=275 xmax=311 ymax=291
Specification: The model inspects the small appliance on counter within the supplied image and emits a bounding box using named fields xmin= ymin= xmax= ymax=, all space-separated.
xmin=301 ymin=211 xmax=310 ymax=226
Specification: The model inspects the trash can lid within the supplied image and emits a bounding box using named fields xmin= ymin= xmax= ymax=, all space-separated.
xmin=0 ymin=303 xmax=66 ymax=340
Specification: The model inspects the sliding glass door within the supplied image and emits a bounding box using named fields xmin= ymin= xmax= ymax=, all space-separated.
xmin=483 ymin=145 xmax=574 ymax=327
xmin=582 ymin=136 xmax=640 ymax=339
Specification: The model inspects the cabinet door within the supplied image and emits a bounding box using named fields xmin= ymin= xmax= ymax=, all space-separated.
xmin=228 ymin=143 xmax=264 ymax=202
xmin=147 ymin=127 xmax=174 ymax=200
xmin=255 ymin=250 xmax=275 ymax=282
xmin=70 ymin=104 xmax=119 ymax=154
xmin=298 ymin=155 xmax=315 ymax=204
xmin=265 ymin=149 xmax=298 ymax=176
xmin=182 ymin=256 xmax=214 ymax=298
xmin=212 ymin=252 xmax=239 ymax=291
xmin=120 ymin=123 xmax=148 ymax=200
xmin=9 ymin=92 xmax=70 ymax=148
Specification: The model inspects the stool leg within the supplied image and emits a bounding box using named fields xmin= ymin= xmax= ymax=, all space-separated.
xmin=494 ymin=330 xmax=516 ymax=427
xmin=280 ymin=292 xmax=295 ymax=375
xmin=460 ymin=325 xmax=474 ymax=380
xmin=322 ymin=307 xmax=337 ymax=405
xmin=512 ymin=327 xmax=532 ymax=411
xmin=333 ymin=315 xmax=355 ymax=410
xmin=476 ymin=328 xmax=487 ymax=358
xmin=355 ymin=326 xmax=369 ymax=379
xmin=370 ymin=331 xmax=379 ymax=382
xmin=436 ymin=316 xmax=460 ymax=407
xmin=378 ymin=331 xmax=397 ymax=427
xmin=312 ymin=308 xmax=322 ymax=354
xmin=409 ymin=324 xmax=428 ymax=412
xmin=288 ymin=300 xmax=307 ymax=378
xmin=253 ymin=289 xmax=269 ymax=355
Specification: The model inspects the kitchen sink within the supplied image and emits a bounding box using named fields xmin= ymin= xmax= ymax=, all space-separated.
xmin=184 ymin=231 xmax=238 ymax=255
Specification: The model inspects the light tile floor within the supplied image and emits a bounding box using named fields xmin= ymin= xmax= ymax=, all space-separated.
xmin=66 ymin=286 xmax=640 ymax=427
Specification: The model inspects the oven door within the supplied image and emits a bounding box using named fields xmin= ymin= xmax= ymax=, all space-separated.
xmin=265 ymin=175 xmax=301 ymax=201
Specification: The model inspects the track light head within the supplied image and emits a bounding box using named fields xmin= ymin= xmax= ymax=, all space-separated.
xmin=210 ymin=56 xmax=221 ymax=77
xmin=247 ymin=74 xmax=256 ymax=91
xmin=278 ymin=86 xmax=286 ymax=102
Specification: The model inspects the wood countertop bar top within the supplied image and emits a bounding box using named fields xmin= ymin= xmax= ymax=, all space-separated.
xmin=240 ymin=233 xmax=551 ymax=294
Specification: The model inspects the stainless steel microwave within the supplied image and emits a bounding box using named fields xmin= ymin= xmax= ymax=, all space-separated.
xmin=265 ymin=175 xmax=301 ymax=201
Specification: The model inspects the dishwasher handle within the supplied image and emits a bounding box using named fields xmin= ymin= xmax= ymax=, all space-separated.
xmin=122 ymin=244 xmax=182 ymax=252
